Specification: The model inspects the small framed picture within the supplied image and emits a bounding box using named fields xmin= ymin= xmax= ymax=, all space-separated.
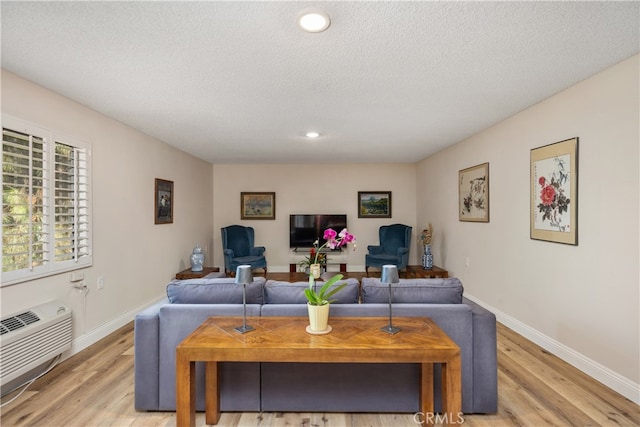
xmin=459 ymin=162 xmax=489 ymax=222
xmin=241 ymin=192 xmax=276 ymax=220
xmin=358 ymin=191 xmax=392 ymax=218
xmin=155 ymin=178 xmax=173 ymax=224
xmin=531 ymin=137 xmax=578 ymax=245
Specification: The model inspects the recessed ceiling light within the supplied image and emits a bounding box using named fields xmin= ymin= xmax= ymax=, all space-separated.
xmin=305 ymin=131 xmax=320 ymax=138
xmin=298 ymin=11 xmax=331 ymax=33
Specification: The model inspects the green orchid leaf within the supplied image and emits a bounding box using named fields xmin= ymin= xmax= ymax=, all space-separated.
xmin=305 ymin=273 xmax=347 ymax=305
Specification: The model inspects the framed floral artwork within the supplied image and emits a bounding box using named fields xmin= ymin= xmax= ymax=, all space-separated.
xmin=241 ymin=192 xmax=276 ymax=220
xmin=459 ymin=163 xmax=489 ymax=222
xmin=155 ymin=178 xmax=173 ymax=224
xmin=358 ymin=191 xmax=392 ymax=218
xmin=530 ymin=137 xmax=578 ymax=245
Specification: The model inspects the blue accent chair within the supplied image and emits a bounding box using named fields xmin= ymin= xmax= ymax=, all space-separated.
xmin=365 ymin=224 xmax=412 ymax=275
xmin=221 ymin=225 xmax=267 ymax=275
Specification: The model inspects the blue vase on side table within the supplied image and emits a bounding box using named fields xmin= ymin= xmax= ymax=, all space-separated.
xmin=422 ymin=245 xmax=433 ymax=270
xmin=190 ymin=246 xmax=205 ymax=272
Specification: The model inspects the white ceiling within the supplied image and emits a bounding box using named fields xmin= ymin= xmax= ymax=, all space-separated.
xmin=1 ymin=1 xmax=638 ymax=164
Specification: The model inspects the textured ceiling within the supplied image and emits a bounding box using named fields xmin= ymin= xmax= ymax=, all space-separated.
xmin=1 ymin=1 xmax=638 ymax=164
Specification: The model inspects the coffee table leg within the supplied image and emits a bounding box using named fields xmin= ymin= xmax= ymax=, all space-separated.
xmin=176 ymin=352 xmax=195 ymax=427
xmin=441 ymin=355 xmax=462 ymax=427
xmin=206 ymin=362 xmax=221 ymax=425
xmin=420 ymin=363 xmax=434 ymax=426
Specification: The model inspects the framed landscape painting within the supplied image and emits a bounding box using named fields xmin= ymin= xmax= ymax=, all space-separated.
xmin=154 ymin=178 xmax=173 ymax=224
xmin=358 ymin=191 xmax=392 ymax=218
xmin=241 ymin=192 xmax=276 ymax=220
xmin=530 ymin=137 xmax=578 ymax=245
xmin=459 ymin=163 xmax=489 ymax=222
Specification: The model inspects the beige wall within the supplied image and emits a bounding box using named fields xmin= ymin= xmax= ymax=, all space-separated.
xmin=2 ymin=55 xmax=638 ymax=402
xmin=1 ymin=70 xmax=213 ymax=350
xmin=417 ymin=55 xmax=639 ymax=399
xmin=212 ymin=163 xmax=417 ymax=272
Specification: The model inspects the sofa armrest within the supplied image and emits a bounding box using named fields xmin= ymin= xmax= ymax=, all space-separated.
xmin=251 ymin=246 xmax=265 ymax=256
xmin=367 ymin=245 xmax=383 ymax=255
xmin=134 ymin=298 xmax=168 ymax=411
xmin=463 ymin=297 xmax=498 ymax=413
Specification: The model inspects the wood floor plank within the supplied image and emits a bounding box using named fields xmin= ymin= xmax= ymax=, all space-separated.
xmin=1 ymin=368 xmax=98 ymax=425
xmin=1 ymin=321 xmax=638 ymax=427
xmin=498 ymin=323 xmax=640 ymax=426
xmin=499 ymin=346 xmax=598 ymax=425
xmin=462 ymin=367 xmax=563 ymax=427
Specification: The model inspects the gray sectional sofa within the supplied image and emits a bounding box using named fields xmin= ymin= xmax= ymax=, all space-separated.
xmin=134 ymin=275 xmax=497 ymax=414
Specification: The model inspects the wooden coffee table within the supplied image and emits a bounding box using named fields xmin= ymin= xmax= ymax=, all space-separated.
xmin=176 ymin=316 xmax=461 ymax=427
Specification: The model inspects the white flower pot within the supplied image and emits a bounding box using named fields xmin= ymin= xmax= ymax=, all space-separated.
xmin=307 ymin=303 xmax=330 ymax=332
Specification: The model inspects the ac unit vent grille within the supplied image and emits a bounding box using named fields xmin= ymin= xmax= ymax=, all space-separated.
xmin=0 ymin=312 xmax=40 ymax=335
xmin=1 ymin=301 xmax=72 ymax=389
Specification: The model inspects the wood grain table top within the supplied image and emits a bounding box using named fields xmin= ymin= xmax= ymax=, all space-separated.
xmin=177 ymin=316 xmax=460 ymax=363
xmin=176 ymin=316 xmax=462 ymax=427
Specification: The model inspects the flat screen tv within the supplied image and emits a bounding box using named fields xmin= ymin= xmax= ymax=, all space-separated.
xmin=289 ymin=214 xmax=347 ymax=249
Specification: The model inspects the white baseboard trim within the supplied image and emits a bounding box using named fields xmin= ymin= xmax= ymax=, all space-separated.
xmin=65 ymin=295 xmax=166 ymax=359
xmin=465 ymin=293 xmax=640 ymax=405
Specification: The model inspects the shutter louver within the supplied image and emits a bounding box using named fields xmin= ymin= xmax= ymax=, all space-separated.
xmin=53 ymin=142 xmax=90 ymax=263
xmin=2 ymin=128 xmax=49 ymax=273
xmin=2 ymin=117 xmax=91 ymax=285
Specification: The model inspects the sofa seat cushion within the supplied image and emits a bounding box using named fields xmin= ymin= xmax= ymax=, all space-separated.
xmin=166 ymin=277 xmax=266 ymax=304
xmin=361 ymin=277 xmax=463 ymax=304
xmin=264 ymin=278 xmax=359 ymax=304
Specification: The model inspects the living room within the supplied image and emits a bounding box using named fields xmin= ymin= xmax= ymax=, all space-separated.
xmin=1 ymin=1 xmax=638 ymax=422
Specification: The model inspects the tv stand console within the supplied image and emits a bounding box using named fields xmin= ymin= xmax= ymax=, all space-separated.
xmin=289 ymin=263 xmax=347 ymax=273
xmin=290 ymin=248 xmax=347 ymax=273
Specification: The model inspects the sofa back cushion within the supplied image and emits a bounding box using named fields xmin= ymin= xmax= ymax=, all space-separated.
xmin=361 ymin=277 xmax=463 ymax=304
xmin=166 ymin=277 xmax=266 ymax=304
xmin=264 ymin=278 xmax=359 ymax=304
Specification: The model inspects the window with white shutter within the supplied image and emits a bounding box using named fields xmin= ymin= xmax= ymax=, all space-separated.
xmin=2 ymin=116 xmax=92 ymax=286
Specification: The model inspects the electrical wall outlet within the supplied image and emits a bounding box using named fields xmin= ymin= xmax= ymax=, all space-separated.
xmin=97 ymin=276 xmax=104 ymax=290
xmin=69 ymin=272 xmax=84 ymax=282
xmin=465 ymin=257 xmax=470 ymax=267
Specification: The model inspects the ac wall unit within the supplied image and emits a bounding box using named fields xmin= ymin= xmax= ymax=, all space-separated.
xmin=0 ymin=301 xmax=72 ymax=392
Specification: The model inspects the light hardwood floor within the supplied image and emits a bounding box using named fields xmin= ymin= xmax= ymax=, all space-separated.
xmin=1 ymin=322 xmax=638 ymax=427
